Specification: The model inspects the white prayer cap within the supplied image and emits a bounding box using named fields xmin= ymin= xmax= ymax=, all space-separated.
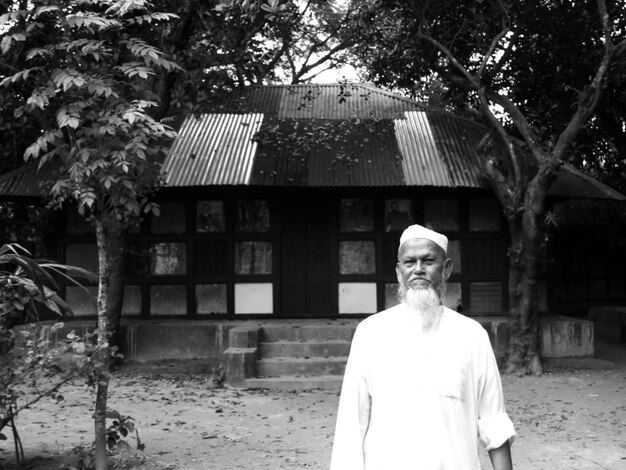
xmin=399 ymin=224 xmax=448 ymax=254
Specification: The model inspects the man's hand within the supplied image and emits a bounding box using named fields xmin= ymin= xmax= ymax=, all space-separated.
xmin=488 ymin=440 xmax=512 ymax=470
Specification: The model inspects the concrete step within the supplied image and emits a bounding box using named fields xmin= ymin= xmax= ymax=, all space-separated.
xmin=259 ymin=339 xmax=351 ymax=358
xmin=243 ymin=375 xmax=344 ymax=391
xmin=257 ymin=357 xmax=348 ymax=377
xmin=261 ymin=324 xmax=356 ymax=342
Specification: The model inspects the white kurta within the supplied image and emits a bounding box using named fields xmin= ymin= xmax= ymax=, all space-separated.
xmin=330 ymin=304 xmax=516 ymax=470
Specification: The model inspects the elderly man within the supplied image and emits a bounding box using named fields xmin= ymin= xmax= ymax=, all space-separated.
xmin=330 ymin=224 xmax=515 ymax=470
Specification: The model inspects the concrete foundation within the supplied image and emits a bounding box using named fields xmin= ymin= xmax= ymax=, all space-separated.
xmin=540 ymin=315 xmax=594 ymax=357
xmin=27 ymin=315 xmax=595 ymax=387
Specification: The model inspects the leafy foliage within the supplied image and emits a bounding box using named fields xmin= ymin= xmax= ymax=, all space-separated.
xmin=340 ymin=0 xmax=625 ymax=374
xmin=156 ymin=0 xmax=363 ymax=115
xmin=1 ymin=3 xmax=182 ymax=466
xmin=0 ymin=0 xmax=179 ymax=222
xmin=0 ymin=244 xmax=95 ymax=324
xmin=0 ymin=244 xmax=97 ymax=463
xmin=69 ymin=411 xmax=145 ymax=469
xmin=105 ymin=410 xmax=141 ymax=452
xmin=346 ymin=0 xmax=626 ymax=191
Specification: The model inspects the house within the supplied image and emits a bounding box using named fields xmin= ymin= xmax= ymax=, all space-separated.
xmin=1 ymin=84 xmax=624 ymax=385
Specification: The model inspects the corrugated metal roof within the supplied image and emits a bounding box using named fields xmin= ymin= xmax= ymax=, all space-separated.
xmin=0 ymin=162 xmax=53 ymax=198
xmin=249 ymin=118 xmax=404 ymax=186
xmin=214 ymin=84 xmax=424 ymax=119
xmin=163 ymin=113 xmax=264 ymax=186
xmin=394 ymin=111 xmax=452 ymax=186
xmin=212 ymin=86 xmax=284 ymax=115
xmin=427 ymin=112 xmax=486 ymax=188
xmin=1 ymin=84 xmax=624 ymax=201
xmin=552 ymin=164 xmax=626 ymax=200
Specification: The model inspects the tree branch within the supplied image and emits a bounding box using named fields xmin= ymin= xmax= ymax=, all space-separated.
xmin=477 ymin=26 xmax=510 ymax=79
xmin=552 ymin=0 xmax=614 ymax=161
xmin=476 ymin=87 xmax=524 ymax=206
xmin=416 ymin=33 xmax=478 ymax=87
xmin=488 ymin=29 xmax=519 ymax=79
xmin=295 ymin=38 xmax=354 ymax=80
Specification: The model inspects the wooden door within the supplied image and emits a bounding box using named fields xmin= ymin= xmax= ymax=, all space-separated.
xmin=280 ymin=197 xmax=333 ymax=317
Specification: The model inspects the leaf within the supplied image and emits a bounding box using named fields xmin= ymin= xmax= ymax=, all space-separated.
xmin=51 ymin=69 xmax=86 ymax=92
xmin=125 ymin=12 xmax=179 ymax=25
xmin=26 ymin=47 xmax=52 ymax=61
xmin=115 ymin=63 xmax=155 ymax=79
xmin=0 ymin=32 xmax=26 ymax=54
xmin=0 ymin=68 xmax=38 ymax=87
xmin=66 ymin=13 xmax=120 ymax=30
xmin=24 ymin=130 xmax=62 ymax=160
xmin=43 ymin=298 xmax=62 ymax=315
xmin=0 ymin=433 xmax=6 ymax=440
xmin=33 ymin=5 xmax=61 ymax=17
xmin=57 ymin=106 xmax=81 ymax=129
xmin=123 ymin=38 xmax=161 ymax=61
xmin=0 ymin=10 xmax=28 ymax=26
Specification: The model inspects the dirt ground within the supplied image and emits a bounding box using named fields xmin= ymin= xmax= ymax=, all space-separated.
xmin=1 ymin=342 xmax=626 ymax=470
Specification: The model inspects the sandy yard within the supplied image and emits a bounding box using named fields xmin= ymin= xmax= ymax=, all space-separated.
xmin=1 ymin=342 xmax=626 ymax=470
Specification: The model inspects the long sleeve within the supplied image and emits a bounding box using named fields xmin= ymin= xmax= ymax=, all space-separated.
xmin=475 ymin=329 xmax=516 ymax=451
xmin=329 ymin=324 xmax=371 ymax=470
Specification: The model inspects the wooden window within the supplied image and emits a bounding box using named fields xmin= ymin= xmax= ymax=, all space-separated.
xmin=447 ymin=239 xmax=462 ymax=274
xmin=339 ymin=199 xmax=374 ymax=232
xmin=125 ymin=242 xmax=147 ymax=276
xmin=384 ymin=199 xmax=413 ymax=232
xmin=65 ymin=285 xmax=97 ymax=316
xmin=122 ymin=286 xmax=142 ymax=316
xmin=338 ymin=283 xmax=377 ymax=314
xmin=443 ymin=282 xmax=463 ymax=312
xmin=234 ymin=241 xmax=272 ymax=275
xmin=382 ymin=239 xmax=398 ymax=275
xmin=469 ymin=282 xmax=503 ymax=313
xmin=150 ymin=201 xmax=186 ymax=234
xmin=65 ymin=243 xmax=98 ymax=274
xmin=194 ymin=240 xmax=228 ymax=277
xmin=339 ymin=241 xmax=375 ymax=274
xmin=384 ymin=283 xmax=400 ymax=309
xmin=195 ymin=284 xmax=228 ymax=314
xmin=236 ymin=199 xmax=270 ymax=233
xmin=466 ymin=238 xmax=505 ymax=275
xmin=196 ymin=200 xmax=225 ymax=233
xmin=424 ymin=198 xmax=460 ymax=231
xmin=235 ymin=283 xmax=273 ymax=314
xmin=150 ymin=285 xmax=187 ymax=315
xmin=150 ymin=242 xmax=187 ymax=275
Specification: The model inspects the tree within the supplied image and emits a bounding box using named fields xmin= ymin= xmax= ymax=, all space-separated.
xmin=0 ymin=0 xmax=179 ymax=467
xmin=345 ymin=0 xmax=626 ymax=374
xmin=144 ymin=0 xmax=362 ymax=117
xmin=1 ymin=0 xmax=361 ymax=365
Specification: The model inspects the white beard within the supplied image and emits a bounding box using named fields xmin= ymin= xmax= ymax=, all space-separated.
xmin=398 ymin=284 xmax=444 ymax=332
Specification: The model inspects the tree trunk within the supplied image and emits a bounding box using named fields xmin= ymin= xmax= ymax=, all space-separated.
xmin=504 ymin=182 xmax=546 ymax=376
xmin=94 ymin=219 xmax=110 ymax=470
xmin=102 ymin=219 xmax=127 ymax=370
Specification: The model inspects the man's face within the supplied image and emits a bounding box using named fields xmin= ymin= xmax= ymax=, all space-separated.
xmin=396 ymin=238 xmax=452 ymax=294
